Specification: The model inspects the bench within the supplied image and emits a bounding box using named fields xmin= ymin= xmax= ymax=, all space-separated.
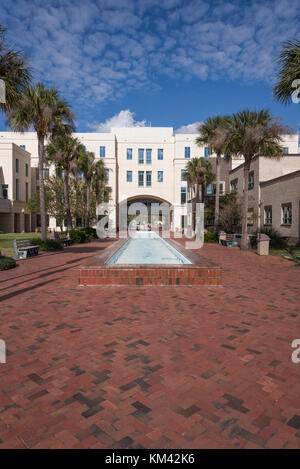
xmin=220 ymin=233 xmax=237 ymax=247
xmin=13 ymin=239 xmax=40 ymax=259
xmin=49 ymin=231 xmax=72 ymax=247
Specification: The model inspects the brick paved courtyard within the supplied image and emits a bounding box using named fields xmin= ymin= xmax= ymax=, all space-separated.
xmin=0 ymin=240 xmax=300 ymax=449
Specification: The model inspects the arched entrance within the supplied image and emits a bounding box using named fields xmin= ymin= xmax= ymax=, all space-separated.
xmin=118 ymin=195 xmax=173 ymax=231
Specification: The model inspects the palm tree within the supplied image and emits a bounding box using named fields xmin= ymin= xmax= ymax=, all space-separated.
xmin=196 ymin=116 xmax=232 ymax=230
xmin=46 ymin=134 xmax=81 ymax=230
xmin=273 ymin=40 xmax=300 ymax=104
xmin=227 ymin=110 xmax=285 ymax=250
xmin=0 ymin=25 xmax=32 ymax=112
xmin=92 ymin=159 xmax=108 ymax=204
xmin=7 ymin=83 xmax=75 ymax=239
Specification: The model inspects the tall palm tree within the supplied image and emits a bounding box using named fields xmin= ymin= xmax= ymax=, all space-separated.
xmin=0 ymin=25 xmax=32 ymax=112
xmin=227 ymin=110 xmax=285 ymax=250
xmin=92 ymin=159 xmax=108 ymax=204
xmin=273 ymin=40 xmax=300 ymax=104
xmin=7 ymin=83 xmax=75 ymax=239
xmin=77 ymin=150 xmax=95 ymax=227
xmin=196 ymin=116 xmax=232 ymax=230
xmin=46 ymin=134 xmax=81 ymax=230
xmin=184 ymin=157 xmax=215 ymax=203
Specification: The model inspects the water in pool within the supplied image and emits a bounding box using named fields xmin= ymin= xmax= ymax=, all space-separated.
xmin=106 ymin=231 xmax=191 ymax=265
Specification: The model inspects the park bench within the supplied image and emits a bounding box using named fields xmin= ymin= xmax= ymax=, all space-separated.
xmin=220 ymin=233 xmax=237 ymax=247
xmin=13 ymin=239 xmax=40 ymax=259
xmin=49 ymin=231 xmax=72 ymax=247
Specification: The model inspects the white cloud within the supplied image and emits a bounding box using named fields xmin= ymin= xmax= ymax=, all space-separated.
xmin=175 ymin=122 xmax=202 ymax=134
xmin=87 ymin=109 xmax=146 ymax=132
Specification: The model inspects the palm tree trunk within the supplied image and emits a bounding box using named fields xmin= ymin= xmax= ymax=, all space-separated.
xmin=214 ymin=154 xmax=221 ymax=231
xmin=241 ymin=161 xmax=250 ymax=250
xmin=38 ymin=134 xmax=47 ymax=241
xmin=86 ymin=182 xmax=91 ymax=227
xmin=63 ymin=170 xmax=73 ymax=230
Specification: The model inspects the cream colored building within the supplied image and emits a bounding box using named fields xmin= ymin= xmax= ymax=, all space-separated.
xmin=0 ymin=128 xmax=299 ymax=234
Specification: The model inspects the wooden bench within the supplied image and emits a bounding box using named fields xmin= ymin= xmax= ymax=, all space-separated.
xmin=220 ymin=234 xmax=237 ymax=247
xmin=49 ymin=231 xmax=72 ymax=247
xmin=13 ymin=239 xmax=40 ymax=259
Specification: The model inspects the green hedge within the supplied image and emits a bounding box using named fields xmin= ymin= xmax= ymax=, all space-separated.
xmin=30 ymin=237 xmax=64 ymax=251
xmin=204 ymin=231 xmax=218 ymax=243
xmin=250 ymin=228 xmax=287 ymax=250
xmin=0 ymin=256 xmax=17 ymax=270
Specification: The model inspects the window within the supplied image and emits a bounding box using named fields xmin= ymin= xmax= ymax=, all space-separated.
xmin=181 ymin=169 xmax=186 ymax=181
xmin=138 ymin=149 xmax=144 ymax=164
xmin=1 ymin=184 xmax=8 ymax=199
xmin=181 ymin=186 xmax=187 ymax=204
xmin=206 ymin=184 xmax=213 ymax=195
xmin=247 ymin=208 xmax=254 ymax=226
xmin=43 ymin=168 xmax=49 ymax=179
xmin=283 ymin=147 xmax=289 ymax=155
xmin=138 ymin=171 xmax=144 ymax=186
xmin=158 ymin=149 xmax=163 ymax=160
xmin=219 ymin=182 xmax=225 ymax=195
xmin=146 ymin=171 xmax=152 ymax=187
xmin=105 ymin=169 xmax=109 ymax=181
xmin=127 ymin=170 xmax=132 ymax=182
xmin=127 ymin=148 xmax=132 ymax=160
xmin=16 ymin=158 xmax=19 ymax=173
xmin=25 ymin=182 xmax=29 ymax=202
xmin=157 ymin=171 xmax=163 ymax=182
xmin=264 ymin=206 xmax=272 ymax=225
xmin=100 ymin=146 xmax=106 ymax=158
xmin=204 ymin=147 xmax=210 ymax=157
xmin=15 ymin=179 xmax=19 ymax=200
xmin=230 ymin=179 xmax=238 ymax=193
xmin=281 ymin=203 xmax=292 ymax=225
xmin=20 ymin=145 xmax=26 ymax=150
xmin=184 ymin=147 xmax=190 ymax=159
xmin=248 ymin=171 xmax=254 ymax=190
xmin=146 ymin=149 xmax=152 ymax=164
xmin=25 ymin=163 xmax=29 ymax=177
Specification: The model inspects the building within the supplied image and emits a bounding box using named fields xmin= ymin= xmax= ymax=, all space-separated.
xmin=0 ymin=128 xmax=299 ymax=237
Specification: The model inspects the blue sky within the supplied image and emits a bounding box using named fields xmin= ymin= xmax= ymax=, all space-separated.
xmin=0 ymin=0 xmax=299 ymax=133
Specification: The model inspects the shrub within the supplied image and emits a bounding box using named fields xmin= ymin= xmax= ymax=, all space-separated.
xmin=68 ymin=229 xmax=88 ymax=244
xmin=81 ymin=226 xmax=97 ymax=239
xmin=204 ymin=232 xmax=218 ymax=243
xmin=250 ymin=227 xmax=287 ymax=250
xmin=0 ymin=256 xmax=17 ymax=270
xmin=30 ymin=237 xmax=64 ymax=251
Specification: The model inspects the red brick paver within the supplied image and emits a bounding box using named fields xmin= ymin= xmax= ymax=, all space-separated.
xmin=0 ymin=240 xmax=299 ymax=449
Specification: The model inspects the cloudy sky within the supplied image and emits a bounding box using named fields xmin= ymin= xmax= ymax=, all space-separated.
xmin=0 ymin=0 xmax=299 ymax=133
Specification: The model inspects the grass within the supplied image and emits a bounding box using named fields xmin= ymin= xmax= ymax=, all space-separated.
xmin=0 ymin=233 xmax=41 ymax=256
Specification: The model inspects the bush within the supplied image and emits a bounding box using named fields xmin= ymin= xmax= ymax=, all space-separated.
xmin=68 ymin=229 xmax=89 ymax=244
xmin=81 ymin=226 xmax=97 ymax=239
xmin=0 ymin=256 xmax=17 ymax=270
xmin=204 ymin=231 xmax=218 ymax=243
xmin=30 ymin=237 xmax=64 ymax=251
xmin=250 ymin=227 xmax=287 ymax=250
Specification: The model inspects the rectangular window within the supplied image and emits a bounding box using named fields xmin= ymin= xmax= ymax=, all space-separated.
xmin=204 ymin=147 xmax=210 ymax=157
xmin=43 ymin=168 xmax=49 ymax=179
xmin=146 ymin=149 xmax=152 ymax=164
xmin=105 ymin=169 xmax=109 ymax=181
xmin=181 ymin=169 xmax=187 ymax=181
xmin=25 ymin=182 xmax=29 ymax=202
xmin=264 ymin=206 xmax=272 ymax=225
xmin=15 ymin=179 xmax=19 ymax=200
xmin=206 ymin=184 xmax=213 ymax=195
xmin=25 ymin=163 xmax=29 ymax=177
xmin=247 ymin=208 xmax=254 ymax=226
xmin=248 ymin=171 xmax=254 ymax=190
xmin=1 ymin=184 xmax=8 ymax=199
xmin=184 ymin=147 xmax=190 ymax=159
xmin=20 ymin=145 xmax=26 ymax=150
xmin=157 ymin=171 xmax=163 ymax=182
xmin=16 ymin=158 xmax=19 ymax=173
xmin=158 ymin=149 xmax=163 ymax=160
xmin=138 ymin=171 xmax=144 ymax=187
xmin=146 ymin=171 xmax=152 ymax=187
xmin=181 ymin=186 xmax=187 ymax=204
xmin=127 ymin=170 xmax=132 ymax=182
xmin=100 ymin=146 xmax=106 ymax=158
xmin=283 ymin=147 xmax=289 ymax=155
xmin=230 ymin=179 xmax=238 ymax=192
xmin=127 ymin=148 xmax=132 ymax=160
xmin=138 ymin=149 xmax=144 ymax=164
xmin=281 ymin=203 xmax=292 ymax=225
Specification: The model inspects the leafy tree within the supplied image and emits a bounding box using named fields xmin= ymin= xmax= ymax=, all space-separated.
xmin=184 ymin=157 xmax=215 ymax=203
xmin=273 ymin=40 xmax=300 ymax=104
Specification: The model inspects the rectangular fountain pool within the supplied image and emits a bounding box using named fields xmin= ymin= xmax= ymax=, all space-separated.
xmin=106 ymin=231 xmax=192 ymax=265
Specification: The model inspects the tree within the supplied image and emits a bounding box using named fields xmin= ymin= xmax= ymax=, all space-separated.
xmin=227 ymin=110 xmax=285 ymax=250
xmin=8 ymin=83 xmax=75 ymax=239
xmin=0 ymin=25 xmax=32 ymax=112
xmin=273 ymin=40 xmax=300 ymax=104
xmin=184 ymin=157 xmax=215 ymax=203
xmin=196 ymin=116 xmax=232 ymax=230
xmin=46 ymin=133 xmax=81 ymax=230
